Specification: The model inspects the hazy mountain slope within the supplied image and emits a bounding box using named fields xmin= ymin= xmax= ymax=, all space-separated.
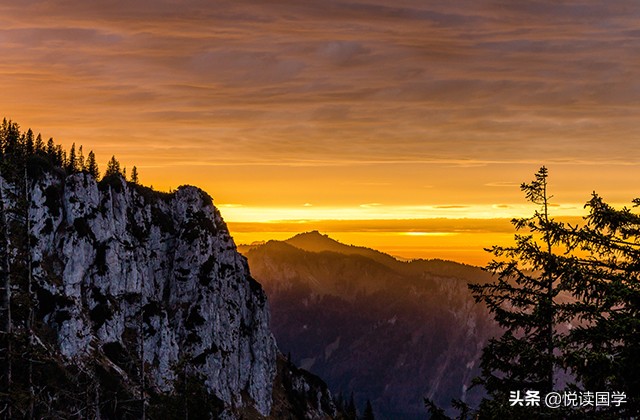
xmin=242 ymin=232 xmax=501 ymax=419
xmin=246 ymin=240 xmax=404 ymax=296
xmin=285 ymin=230 xmax=495 ymax=285
xmin=285 ymin=231 xmax=401 ymax=269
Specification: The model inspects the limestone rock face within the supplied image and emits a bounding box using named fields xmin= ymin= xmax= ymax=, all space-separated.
xmin=8 ymin=172 xmax=277 ymax=415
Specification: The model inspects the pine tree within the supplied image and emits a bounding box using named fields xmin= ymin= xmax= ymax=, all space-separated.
xmin=469 ymin=167 xmax=572 ymax=417
xmin=25 ymin=129 xmax=34 ymax=156
xmin=86 ymin=151 xmax=99 ymax=179
xmin=54 ymin=145 xmax=66 ymax=167
xmin=1 ymin=120 xmax=20 ymax=155
xmin=67 ymin=143 xmax=77 ymax=173
xmin=335 ymin=393 xmax=344 ymax=413
xmin=346 ymin=393 xmax=357 ymax=420
xmin=46 ymin=138 xmax=55 ymax=159
xmin=558 ymin=194 xmax=640 ymax=416
xmin=131 ymin=166 xmax=139 ymax=184
xmin=34 ymin=134 xmax=44 ymax=154
xmin=1 ymin=120 xmax=23 ymax=172
xmin=424 ymin=399 xmax=449 ymax=420
xmin=77 ymin=145 xmax=85 ymax=171
xmin=421 ymin=168 xmax=639 ymax=418
xmin=362 ymin=399 xmax=374 ymax=420
xmin=104 ymin=155 xmax=121 ymax=178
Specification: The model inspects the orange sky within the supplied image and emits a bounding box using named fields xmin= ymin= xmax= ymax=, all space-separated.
xmin=2 ymin=1 xmax=640 ymax=265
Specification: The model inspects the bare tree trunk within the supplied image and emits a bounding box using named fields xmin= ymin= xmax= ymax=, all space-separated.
xmin=0 ymin=173 xmax=12 ymax=419
xmin=542 ymin=175 xmax=555 ymax=393
xmin=24 ymin=168 xmax=35 ymax=419
xmin=139 ymin=289 xmax=146 ymax=420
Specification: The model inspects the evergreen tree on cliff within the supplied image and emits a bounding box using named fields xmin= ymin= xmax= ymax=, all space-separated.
xmin=131 ymin=166 xmax=139 ymax=184
xmin=362 ymin=399 xmax=374 ymax=420
xmin=104 ymin=155 xmax=122 ymax=178
xmin=67 ymin=143 xmax=77 ymax=173
xmin=86 ymin=150 xmax=99 ymax=179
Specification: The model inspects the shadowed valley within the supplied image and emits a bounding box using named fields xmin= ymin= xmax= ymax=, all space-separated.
xmin=240 ymin=231 xmax=501 ymax=419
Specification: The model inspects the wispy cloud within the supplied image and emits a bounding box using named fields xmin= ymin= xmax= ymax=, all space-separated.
xmin=1 ymin=0 xmax=639 ymax=217
xmin=2 ymin=1 xmax=639 ymax=162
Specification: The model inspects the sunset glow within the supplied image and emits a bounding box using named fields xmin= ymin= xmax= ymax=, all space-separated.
xmin=2 ymin=1 xmax=639 ymax=265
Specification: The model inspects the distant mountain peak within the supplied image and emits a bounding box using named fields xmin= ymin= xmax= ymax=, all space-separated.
xmin=285 ymin=231 xmax=342 ymax=248
xmin=244 ymin=232 xmax=493 ymax=288
xmin=289 ymin=230 xmax=331 ymax=240
xmin=284 ymin=231 xmax=399 ymax=264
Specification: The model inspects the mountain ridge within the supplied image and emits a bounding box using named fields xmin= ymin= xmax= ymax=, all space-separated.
xmin=241 ymin=230 xmax=495 ymax=286
xmin=241 ymin=231 xmax=501 ymax=418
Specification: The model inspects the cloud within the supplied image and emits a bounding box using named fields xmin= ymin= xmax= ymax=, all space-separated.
xmin=1 ymin=0 xmax=640 ymax=212
xmin=227 ymin=216 xmax=587 ymax=235
xmin=434 ymin=205 xmax=470 ymax=209
xmin=317 ymin=41 xmax=372 ymax=67
xmin=485 ymin=182 xmax=520 ymax=187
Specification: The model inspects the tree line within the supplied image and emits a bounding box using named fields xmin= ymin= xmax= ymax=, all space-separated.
xmin=428 ymin=167 xmax=639 ymax=419
xmin=0 ymin=118 xmax=139 ymax=185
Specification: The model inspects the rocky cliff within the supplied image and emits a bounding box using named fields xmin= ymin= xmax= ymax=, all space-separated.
xmin=1 ymin=158 xmax=337 ymax=418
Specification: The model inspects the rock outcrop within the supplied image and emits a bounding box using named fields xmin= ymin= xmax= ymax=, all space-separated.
xmin=1 ymin=169 xmax=337 ymax=418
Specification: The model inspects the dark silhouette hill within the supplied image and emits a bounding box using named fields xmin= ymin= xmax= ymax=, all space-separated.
xmin=285 ymin=230 xmax=496 ymax=284
xmin=241 ymin=231 xmax=501 ymax=419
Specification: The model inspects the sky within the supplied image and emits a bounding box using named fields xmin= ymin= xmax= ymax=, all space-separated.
xmin=2 ymin=1 xmax=640 ymax=265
